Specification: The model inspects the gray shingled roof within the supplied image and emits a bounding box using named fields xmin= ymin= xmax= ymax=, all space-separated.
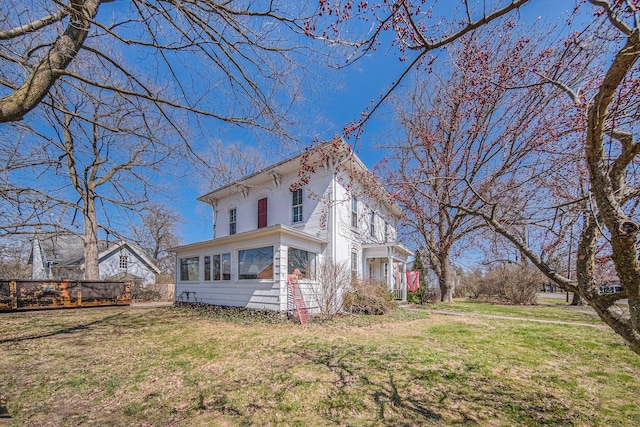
xmin=36 ymin=233 xmax=131 ymax=267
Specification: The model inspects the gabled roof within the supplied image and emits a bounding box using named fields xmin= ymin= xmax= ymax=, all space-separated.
xmin=197 ymin=138 xmax=403 ymax=217
xmin=32 ymin=233 xmax=160 ymax=273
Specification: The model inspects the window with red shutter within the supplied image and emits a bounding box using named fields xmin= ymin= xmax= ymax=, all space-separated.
xmin=257 ymin=197 xmax=268 ymax=228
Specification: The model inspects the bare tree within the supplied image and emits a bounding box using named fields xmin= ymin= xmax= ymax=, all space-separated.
xmin=394 ymin=1 xmax=640 ymax=353
xmin=382 ymin=26 xmax=589 ymax=302
xmin=133 ymin=203 xmax=183 ymax=275
xmin=0 ymin=238 xmax=31 ymax=278
xmin=316 ymin=1 xmax=640 ymax=353
xmin=0 ymin=1 xmax=319 ymax=138
xmin=1 ymin=79 xmax=179 ymax=280
xmin=310 ymin=257 xmax=351 ymax=319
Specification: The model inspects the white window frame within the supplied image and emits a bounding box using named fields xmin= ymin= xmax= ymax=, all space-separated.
xmin=229 ymin=208 xmax=237 ymax=235
xmin=370 ymin=210 xmax=375 ymax=237
xmin=292 ymin=188 xmax=303 ymax=223
xmin=351 ymin=196 xmax=358 ymax=229
xmin=238 ymin=246 xmax=274 ymax=280
xmin=119 ymin=255 xmax=128 ymax=270
xmin=351 ymin=251 xmax=358 ymax=277
xmin=179 ymin=257 xmax=200 ymax=282
xmin=287 ymin=247 xmax=316 ymax=279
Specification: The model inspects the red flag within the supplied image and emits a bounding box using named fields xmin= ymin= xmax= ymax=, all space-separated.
xmin=407 ymin=271 xmax=420 ymax=291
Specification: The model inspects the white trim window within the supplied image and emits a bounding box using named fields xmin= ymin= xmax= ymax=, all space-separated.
xmin=292 ymin=188 xmax=303 ymax=223
xmin=229 ymin=208 xmax=237 ymax=235
xmin=351 ymin=196 xmax=358 ymax=229
xmin=238 ymin=246 xmax=274 ymax=280
xmin=180 ymin=257 xmax=199 ymax=281
xmin=204 ymin=256 xmax=211 ymax=281
xmin=370 ymin=210 xmax=375 ymax=237
xmin=351 ymin=251 xmax=358 ymax=277
xmin=119 ymin=255 xmax=128 ymax=270
xmin=221 ymin=253 xmax=231 ymax=280
xmin=288 ymin=247 xmax=316 ymax=279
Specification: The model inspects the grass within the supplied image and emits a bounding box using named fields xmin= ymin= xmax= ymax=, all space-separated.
xmin=428 ymin=298 xmax=606 ymax=325
xmin=0 ymin=303 xmax=639 ymax=426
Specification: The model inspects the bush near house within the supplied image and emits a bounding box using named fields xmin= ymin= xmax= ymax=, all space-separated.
xmin=342 ymin=279 xmax=395 ymax=315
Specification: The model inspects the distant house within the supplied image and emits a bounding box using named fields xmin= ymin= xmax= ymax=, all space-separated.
xmin=172 ymin=139 xmax=412 ymax=312
xmin=30 ymin=233 xmax=160 ymax=286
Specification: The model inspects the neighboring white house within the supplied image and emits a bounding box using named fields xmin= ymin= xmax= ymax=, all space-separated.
xmin=30 ymin=233 xmax=160 ymax=286
xmin=172 ymin=139 xmax=412 ymax=312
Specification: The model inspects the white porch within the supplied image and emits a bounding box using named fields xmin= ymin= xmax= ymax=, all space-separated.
xmin=362 ymin=243 xmax=412 ymax=301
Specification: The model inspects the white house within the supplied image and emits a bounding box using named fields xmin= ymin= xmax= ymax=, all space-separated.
xmin=30 ymin=233 xmax=160 ymax=286
xmin=172 ymin=139 xmax=412 ymax=312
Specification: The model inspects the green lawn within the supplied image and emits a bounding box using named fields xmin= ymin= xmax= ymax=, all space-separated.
xmin=428 ymin=299 xmax=605 ymax=324
xmin=1 ymin=304 xmax=638 ymax=426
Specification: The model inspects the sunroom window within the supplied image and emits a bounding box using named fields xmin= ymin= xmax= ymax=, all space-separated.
xmin=288 ymin=247 xmax=316 ymax=279
xmin=238 ymin=246 xmax=274 ymax=279
xmin=180 ymin=257 xmax=199 ymax=281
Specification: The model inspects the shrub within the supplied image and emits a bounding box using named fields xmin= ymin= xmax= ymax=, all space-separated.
xmin=342 ymin=279 xmax=395 ymax=315
xmin=472 ymin=263 xmax=542 ymax=305
xmin=310 ymin=258 xmax=351 ymax=320
xmin=408 ymin=286 xmax=441 ymax=304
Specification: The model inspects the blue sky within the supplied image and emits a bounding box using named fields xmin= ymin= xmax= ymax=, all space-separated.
xmin=176 ymin=1 xmax=579 ymax=247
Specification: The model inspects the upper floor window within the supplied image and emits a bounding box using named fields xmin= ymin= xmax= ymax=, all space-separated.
xmin=384 ymin=221 xmax=389 ymax=241
xmin=229 ymin=208 xmax=237 ymax=235
xmin=370 ymin=210 xmax=375 ymax=237
xmin=351 ymin=196 xmax=358 ymax=229
xmin=258 ymin=197 xmax=268 ymax=228
xmin=119 ymin=255 xmax=128 ymax=270
xmin=292 ymin=188 xmax=303 ymax=223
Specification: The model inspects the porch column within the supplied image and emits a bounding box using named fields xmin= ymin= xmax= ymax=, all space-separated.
xmin=401 ymin=262 xmax=407 ymax=302
xmin=387 ymin=247 xmax=393 ymax=292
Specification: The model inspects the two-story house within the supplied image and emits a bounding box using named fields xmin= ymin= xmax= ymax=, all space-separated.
xmin=172 ymin=139 xmax=411 ymax=312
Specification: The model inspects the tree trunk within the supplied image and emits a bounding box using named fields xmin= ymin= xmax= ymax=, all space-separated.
xmin=83 ymin=190 xmax=100 ymax=280
xmin=570 ymin=292 xmax=584 ymax=306
xmin=438 ymin=253 xmax=455 ymax=302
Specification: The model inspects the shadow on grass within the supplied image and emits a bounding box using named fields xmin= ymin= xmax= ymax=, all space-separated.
xmin=0 ymin=313 xmax=122 ymax=344
xmin=293 ymin=343 xmax=583 ymax=425
xmin=295 ymin=346 xmax=443 ymax=425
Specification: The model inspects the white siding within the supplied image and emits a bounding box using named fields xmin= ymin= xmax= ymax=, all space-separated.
xmin=98 ymin=246 xmax=156 ymax=286
xmin=211 ymin=169 xmax=332 ymax=241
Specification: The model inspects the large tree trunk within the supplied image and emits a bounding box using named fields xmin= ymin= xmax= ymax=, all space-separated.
xmin=83 ymin=190 xmax=100 ymax=280
xmin=438 ymin=253 xmax=455 ymax=302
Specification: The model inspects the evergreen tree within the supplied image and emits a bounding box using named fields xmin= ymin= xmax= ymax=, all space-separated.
xmin=408 ymin=249 xmax=428 ymax=304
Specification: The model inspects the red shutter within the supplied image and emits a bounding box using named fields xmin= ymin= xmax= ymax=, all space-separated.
xmin=258 ymin=197 xmax=268 ymax=228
